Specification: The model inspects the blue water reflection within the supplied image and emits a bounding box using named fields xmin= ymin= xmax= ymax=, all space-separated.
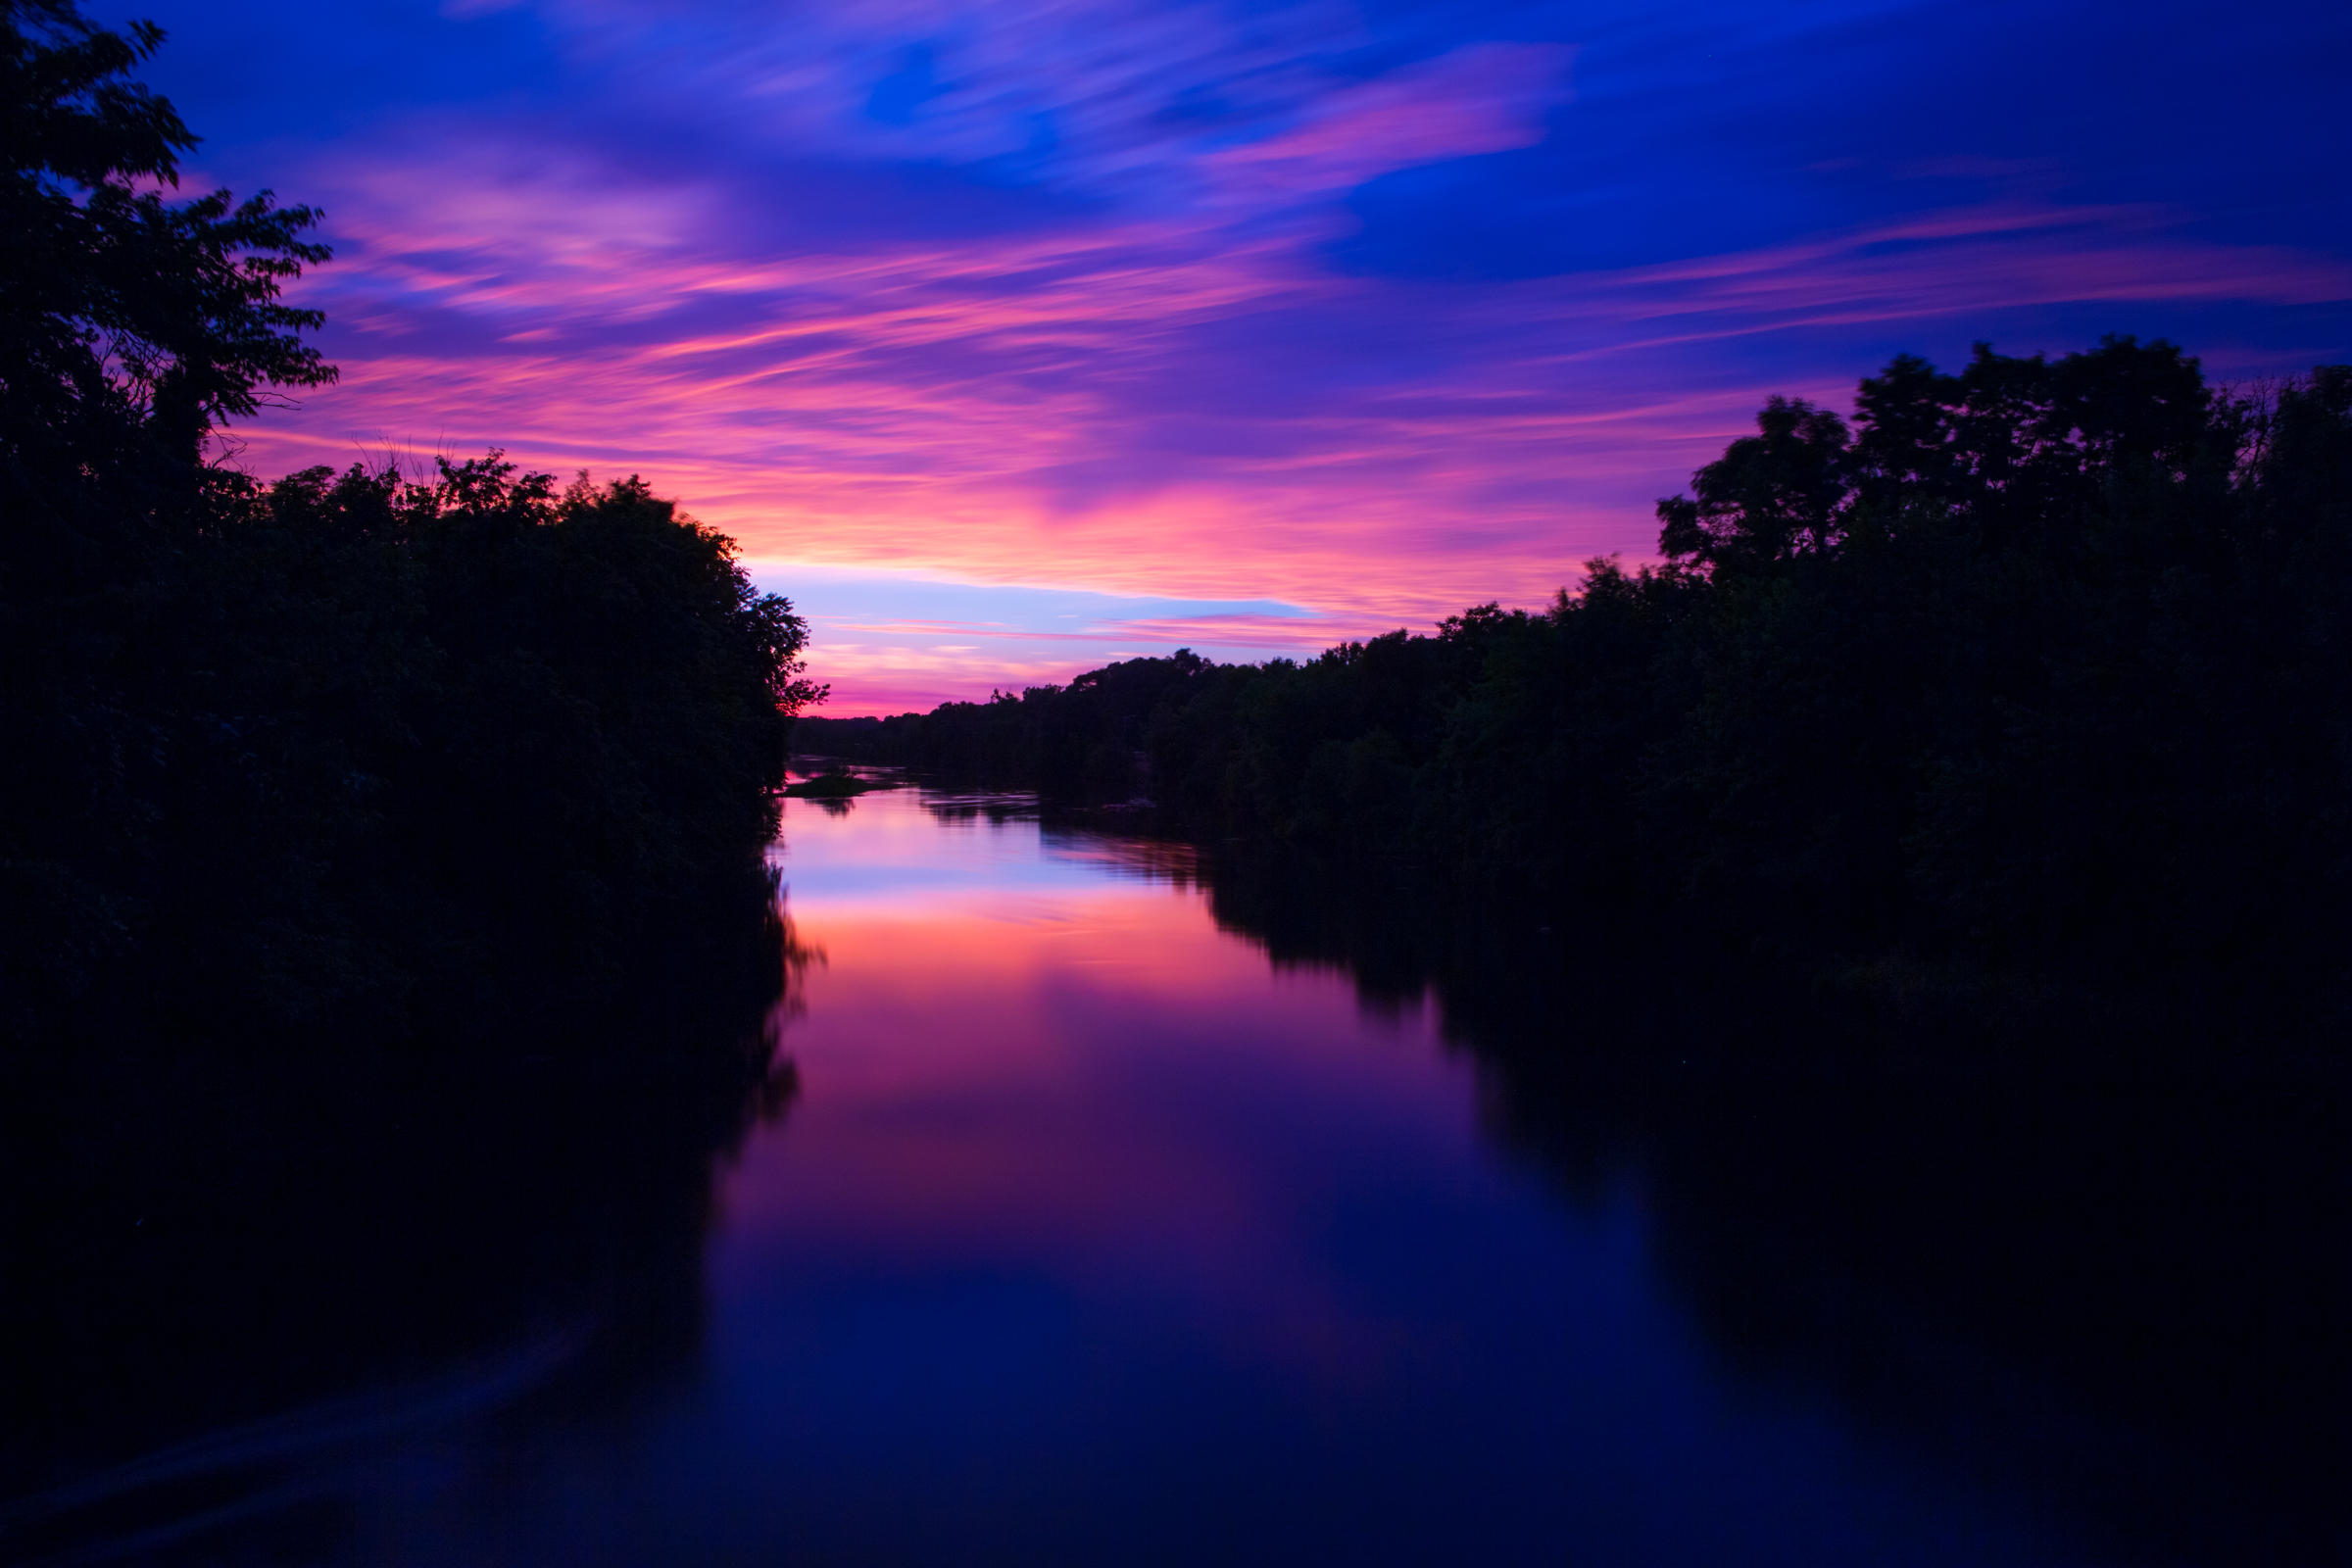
xmin=17 ymin=783 xmax=2241 ymax=1564
xmin=577 ymin=786 xmax=2084 ymax=1565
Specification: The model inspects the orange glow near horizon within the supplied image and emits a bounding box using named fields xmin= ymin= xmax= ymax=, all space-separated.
xmin=159 ymin=1 xmax=2352 ymax=710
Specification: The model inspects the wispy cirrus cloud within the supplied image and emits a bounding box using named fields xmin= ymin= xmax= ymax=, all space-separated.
xmin=139 ymin=0 xmax=2352 ymax=707
xmin=251 ymin=182 xmax=2351 ymax=622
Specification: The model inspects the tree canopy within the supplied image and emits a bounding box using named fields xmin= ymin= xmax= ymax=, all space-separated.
xmin=2 ymin=4 xmax=824 ymax=1052
xmin=1 ymin=0 xmax=331 ymax=499
xmin=800 ymin=338 xmax=2352 ymax=1048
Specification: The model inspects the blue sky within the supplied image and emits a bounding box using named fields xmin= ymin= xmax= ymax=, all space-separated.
xmin=110 ymin=0 xmax=2352 ymax=709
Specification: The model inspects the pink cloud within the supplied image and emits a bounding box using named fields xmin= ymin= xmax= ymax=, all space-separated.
xmin=1203 ymin=44 xmax=1570 ymax=201
xmin=227 ymin=119 xmax=2352 ymax=711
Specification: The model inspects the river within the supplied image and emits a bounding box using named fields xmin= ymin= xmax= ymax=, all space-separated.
xmin=3 ymin=780 xmax=2340 ymax=1564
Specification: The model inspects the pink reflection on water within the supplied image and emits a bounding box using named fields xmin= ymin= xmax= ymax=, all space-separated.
xmin=716 ymin=790 xmax=1488 ymax=1386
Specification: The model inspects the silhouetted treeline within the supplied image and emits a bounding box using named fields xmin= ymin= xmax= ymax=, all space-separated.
xmin=3 ymin=13 xmax=821 ymax=1532
xmin=804 ymin=338 xmax=2352 ymax=1026
xmin=2 ymin=2 xmax=821 ymax=1048
xmin=1171 ymin=839 xmax=2349 ymax=1560
xmin=799 ymin=650 xmax=1214 ymax=800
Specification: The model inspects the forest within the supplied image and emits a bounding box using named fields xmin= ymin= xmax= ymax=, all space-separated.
xmin=4 ymin=5 xmax=2345 ymax=1553
xmin=13 ymin=0 xmax=2348 ymax=1053
xmin=800 ymin=340 xmax=2352 ymax=1044
xmin=1 ymin=1 xmax=821 ymax=1055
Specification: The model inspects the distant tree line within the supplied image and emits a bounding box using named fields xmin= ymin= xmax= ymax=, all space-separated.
xmin=2 ymin=1 xmax=821 ymax=1050
xmin=801 ymin=338 xmax=2352 ymax=1025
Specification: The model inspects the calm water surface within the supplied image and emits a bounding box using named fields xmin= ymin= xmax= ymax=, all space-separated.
xmin=12 ymin=782 xmax=2335 ymax=1564
xmin=403 ymin=786 xmax=2078 ymax=1565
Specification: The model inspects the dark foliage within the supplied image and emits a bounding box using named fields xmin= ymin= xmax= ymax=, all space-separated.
xmin=804 ymin=338 xmax=2352 ymax=1039
xmin=0 ymin=923 xmax=812 ymax=1558
xmin=1174 ymin=842 xmax=2349 ymax=1558
xmin=1 ymin=12 xmax=823 ymax=1545
xmin=0 ymin=2 xmax=824 ymax=1050
xmin=5 ymin=443 xmax=822 ymax=1047
xmin=2 ymin=0 xmax=331 ymax=511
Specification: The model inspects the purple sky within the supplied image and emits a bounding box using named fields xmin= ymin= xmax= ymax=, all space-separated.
xmin=119 ymin=0 xmax=2352 ymax=710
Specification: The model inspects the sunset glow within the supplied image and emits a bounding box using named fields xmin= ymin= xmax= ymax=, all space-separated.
xmin=131 ymin=0 xmax=2352 ymax=710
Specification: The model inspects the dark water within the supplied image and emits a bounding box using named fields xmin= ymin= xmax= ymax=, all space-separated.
xmin=4 ymin=783 xmax=2344 ymax=1564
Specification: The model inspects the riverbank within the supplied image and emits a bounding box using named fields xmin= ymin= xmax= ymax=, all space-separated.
xmin=796 ymin=343 xmax=2352 ymax=1057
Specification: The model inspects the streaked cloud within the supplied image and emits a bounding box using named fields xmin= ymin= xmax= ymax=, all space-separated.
xmin=752 ymin=566 xmax=1337 ymax=712
xmin=134 ymin=0 xmax=2352 ymax=708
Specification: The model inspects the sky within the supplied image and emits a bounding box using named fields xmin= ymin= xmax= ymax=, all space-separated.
xmin=114 ymin=0 xmax=2352 ymax=711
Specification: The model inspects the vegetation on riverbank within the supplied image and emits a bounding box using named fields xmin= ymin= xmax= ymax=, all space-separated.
xmin=1 ymin=2 xmax=823 ymax=1051
xmin=801 ymin=338 xmax=2352 ymax=1034
xmin=4 ymin=13 xmax=826 ymax=1521
xmin=783 ymin=768 xmax=904 ymax=799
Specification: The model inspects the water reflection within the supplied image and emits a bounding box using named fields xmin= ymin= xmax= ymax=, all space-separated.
xmin=1190 ymin=838 xmax=2351 ymax=1564
xmin=4 ymin=785 xmax=2339 ymax=1564
xmin=0 ymin=891 xmax=804 ymax=1565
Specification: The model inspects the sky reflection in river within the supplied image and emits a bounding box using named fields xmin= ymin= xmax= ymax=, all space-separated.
xmin=631 ymin=785 xmax=2081 ymax=1565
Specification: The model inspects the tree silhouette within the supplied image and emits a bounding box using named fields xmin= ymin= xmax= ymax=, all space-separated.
xmin=1 ymin=4 xmax=824 ymax=1051
xmin=2 ymin=0 xmax=331 ymax=494
xmin=801 ymin=337 xmax=2352 ymax=1044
